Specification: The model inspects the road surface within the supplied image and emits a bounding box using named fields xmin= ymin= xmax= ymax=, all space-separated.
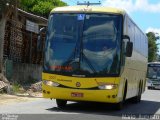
xmin=0 ymin=89 xmax=160 ymax=120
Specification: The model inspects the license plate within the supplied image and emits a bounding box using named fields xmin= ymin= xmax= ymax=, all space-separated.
xmin=71 ymin=92 xmax=83 ymax=97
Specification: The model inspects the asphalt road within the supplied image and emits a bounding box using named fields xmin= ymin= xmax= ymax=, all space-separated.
xmin=0 ymin=89 xmax=160 ymax=120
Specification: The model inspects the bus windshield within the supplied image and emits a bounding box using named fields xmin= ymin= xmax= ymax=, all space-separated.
xmin=44 ymin=13 xmax=122 ymax=77
xmin=147 ymin=64 xmax=160 ymax=79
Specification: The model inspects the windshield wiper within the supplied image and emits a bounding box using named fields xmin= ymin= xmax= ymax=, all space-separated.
xmin=78 ymin=16 xmax=97 ymax=74
xmin=81 ymin=52 xmax=96 ymax=73
xmin=62 ymin=15 xmax=96 ymax=73
xmin=62 ymin=46 xmax=79 ymax=67
xmin=62 ymin=48 xmax=96 ymax=73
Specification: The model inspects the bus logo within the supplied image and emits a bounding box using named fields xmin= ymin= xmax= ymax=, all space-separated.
xmin=77 ymin=14 xmax=85 ymax=20
xmin=76 ymin=82 xmax=81 ymax=87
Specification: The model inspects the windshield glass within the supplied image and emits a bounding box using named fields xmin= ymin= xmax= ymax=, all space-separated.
xmin=147 ymin=65 xmax=160 ymax=79
xmin=44 ymin=13 xmax=78 ymax=72
xmin=44 ymin=13 xmax=122 ymax=77
xmin=82 ymin=14 xmax=121 ymax=75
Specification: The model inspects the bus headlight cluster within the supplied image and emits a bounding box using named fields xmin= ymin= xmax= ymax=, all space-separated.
xmin=43 ymin=80 xmax=60 ymax=87
xmin=98 ymin=83 xmax=118 ymax=90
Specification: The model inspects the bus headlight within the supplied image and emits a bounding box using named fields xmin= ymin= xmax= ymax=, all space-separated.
xmin=98 ymin=83 xmax=118 ymax=90
xmin=43 ymin=80 xmax=60 ymax=87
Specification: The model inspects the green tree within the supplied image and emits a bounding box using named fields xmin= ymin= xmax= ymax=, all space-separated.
xmin=147 ymin=32 xmax=158 ymax=62
xmin=19 ymin=0 xmax=67 ymax=18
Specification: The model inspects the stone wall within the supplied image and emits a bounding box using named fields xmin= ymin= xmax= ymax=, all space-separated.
xmin=11 ymin=63 xmax=42 ymax=84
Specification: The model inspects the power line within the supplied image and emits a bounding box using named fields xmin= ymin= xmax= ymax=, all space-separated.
xmin=77 ymin=1 xmax=101 ymax=6
xmin=64 ymin=0 xmax=102 ymax=6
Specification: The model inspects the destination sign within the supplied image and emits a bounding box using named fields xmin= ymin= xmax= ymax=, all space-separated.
xmin=148 ymin=64 xmax=160 ymax=67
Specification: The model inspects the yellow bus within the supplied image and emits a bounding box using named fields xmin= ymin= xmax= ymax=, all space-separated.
xmin=42 ymin=5 xmax=148 ymax=109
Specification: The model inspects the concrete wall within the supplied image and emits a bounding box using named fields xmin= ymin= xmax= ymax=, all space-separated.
xmin=11 ymin=63 xmax=42 ymax=84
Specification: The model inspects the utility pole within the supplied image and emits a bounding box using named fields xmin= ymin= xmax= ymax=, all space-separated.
xmin=77 ymin=1 xmax=101 ymax=6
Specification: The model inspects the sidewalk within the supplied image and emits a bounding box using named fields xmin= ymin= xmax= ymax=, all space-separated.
xmin=0 ymin=93 xmax=42 ymax=105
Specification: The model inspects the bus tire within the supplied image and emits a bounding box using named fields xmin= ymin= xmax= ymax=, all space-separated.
xmin=115 ymin=81 xmax=127 ymax=110
xmin=56 ymin=99 xmax=67 ymax=108
xmin=115 ymin=102 xmax=123 ymax=110
xmin=132 ymin=81 xmax=142 ymax=103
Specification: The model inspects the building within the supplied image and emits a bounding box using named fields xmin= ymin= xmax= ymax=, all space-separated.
xmin=2 ymin=8 xmax=47 ymax=84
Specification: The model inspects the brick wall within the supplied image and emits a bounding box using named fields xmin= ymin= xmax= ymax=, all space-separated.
xmin=11 ymin=63 xmax=42 ymax=84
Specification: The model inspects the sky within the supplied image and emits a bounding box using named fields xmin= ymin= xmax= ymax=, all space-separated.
xmin=61 ymin=0 xmax=160 ymax=34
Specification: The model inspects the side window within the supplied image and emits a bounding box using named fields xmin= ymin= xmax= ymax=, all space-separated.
xmin=138 ymin=29 xmax=141 ymax=52
xmin=141 ymin=34 xmax=144 ymax=55
xmin=145 ymin=36 xmax=148 ymax=57
xmin=142 ymin=34 xmax=146 ymax=56
xmin=127 ymin=18 xmax=135 ymax=49
xmin=135 ymin=27 xmax=141 ymax=52
xmin=126 ymin=16 xmax=148 ymax=58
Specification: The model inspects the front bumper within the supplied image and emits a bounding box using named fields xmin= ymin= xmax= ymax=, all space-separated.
xmin=42 ymin=84 xmax=120 ymax=103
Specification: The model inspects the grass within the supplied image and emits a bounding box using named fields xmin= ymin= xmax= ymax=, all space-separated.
xmin=12 ymin=83 xmax=21 ymax=93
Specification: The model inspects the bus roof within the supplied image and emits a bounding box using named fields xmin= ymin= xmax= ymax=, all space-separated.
xmin=51 ymin=6 xmax=126 ymax=15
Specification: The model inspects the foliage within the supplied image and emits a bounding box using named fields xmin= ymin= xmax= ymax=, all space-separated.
xmin=12 ymin=83 xmax=21 ymax=93
xmin=19 ymin=0 xmax=67 ymax=18
xmin=147 ymin=32 xmax=158 ymax=62
xmin=0 ymin=0 xmax=16 ymax=15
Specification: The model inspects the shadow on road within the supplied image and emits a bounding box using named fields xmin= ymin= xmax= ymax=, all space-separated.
xmin=46 ymin=100 xmax=160 ymax=116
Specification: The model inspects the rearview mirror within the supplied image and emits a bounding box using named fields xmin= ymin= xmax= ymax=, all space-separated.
xmin=126 ymin=41 xmax=133 ymax=57
xmin=123 ymin=35 xmax=130 ymax=41
xmin=37 ymin=27 xmax=46 ymax=51
xmin=123 ymin=35 xmax=133 ymax=57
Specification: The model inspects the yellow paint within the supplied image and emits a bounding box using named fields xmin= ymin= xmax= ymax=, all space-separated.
xmin=51 ymin=6 xmax=125 ymax=15
xmin=42 ymin=6 xmax=148 ymax=104
xmin=42 ymin=73 xmax=121 ymax=103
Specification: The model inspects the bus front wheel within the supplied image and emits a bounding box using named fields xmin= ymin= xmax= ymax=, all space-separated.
xmin=132 ymin=82 xmax=142 ymax=103
xmin=56 ymin=99 xmax=67 ymax=108
xmin=115 ymin=82 xmax=127 ymax=110
xmin=115 ymin=102 xmax=123 ymax=110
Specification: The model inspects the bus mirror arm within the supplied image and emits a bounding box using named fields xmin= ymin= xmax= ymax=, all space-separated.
xmin=123 ymin=35 xmax=133 ymax=57
xmin=123 ymin=35 xmax=130 ymax=41
xmin=37 ymin=27 xmax=46 ymax=51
